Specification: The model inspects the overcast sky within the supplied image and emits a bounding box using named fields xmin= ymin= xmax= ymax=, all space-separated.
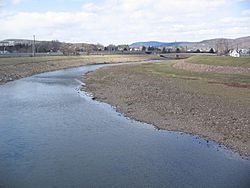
xmin=0 ymin=0 xmax=250 ymax=45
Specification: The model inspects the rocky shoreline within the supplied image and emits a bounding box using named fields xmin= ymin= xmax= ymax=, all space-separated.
xmin=82 ymin=62 xmax=250 ymax=157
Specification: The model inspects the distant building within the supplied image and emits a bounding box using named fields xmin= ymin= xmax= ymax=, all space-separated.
xmin=130 ymin=46 xmax=145 ymax=51
xmin=229 ymin=48 xmax=250 ymax=57
xmin=0 ymin=41 xmax=14 ymax=47
xmin=0 ymin=39 xmax=35 ymax=47
xmin=229 ymin=49 xmax=240 ymax=57
xmin=0 ymin=50 xmax=10 ymax=54
xmin=239 ymin=48 xmax=250 ymax=56
xmin=159 ymin=46 xmax=173 ymax=53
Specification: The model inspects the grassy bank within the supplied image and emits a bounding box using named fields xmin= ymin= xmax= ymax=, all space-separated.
xmin=0 ymin=56 xmax=83 ymax=66
xmin=139 ymin=60 xmax=250 ymax=85
xmin=133 ymin=61 xmax=250 ymax=102
xmin=186 ymin=56 xmax=250 ymax=68
xmin=0 ymin=54 xmax=159 ymax=84
xmin=83 ymin=56 xmax=250 ymax=156
xmin=0 ymin=54 xmax=158 ymax=66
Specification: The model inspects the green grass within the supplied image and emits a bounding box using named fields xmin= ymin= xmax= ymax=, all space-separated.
xmin=0 ymin=54 xmax=153 ymax=66
xmin=130 ymin=60 xmax=250 ymax=102
xmin=135 ymin=60 xmax=250 ymax=84
xmin=186 ymin=56 xmax=250 ymax=68
xmin=0 ymin=56 xmax=85 ymax=66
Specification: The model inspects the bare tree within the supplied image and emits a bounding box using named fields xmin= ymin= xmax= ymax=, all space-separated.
xmin=216 ymin=39 xmax=229 ymax=55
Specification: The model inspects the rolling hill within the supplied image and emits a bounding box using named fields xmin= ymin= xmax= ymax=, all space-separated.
xmin=130 ymin=36 xmax=250 ymax=49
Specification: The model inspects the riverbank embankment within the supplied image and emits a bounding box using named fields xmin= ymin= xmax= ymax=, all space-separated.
xmin=82 ymin=56 xmax=250 ymax=156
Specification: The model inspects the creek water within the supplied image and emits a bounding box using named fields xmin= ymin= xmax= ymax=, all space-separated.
xmin=0 ymin=64 xmax=249 ymax=188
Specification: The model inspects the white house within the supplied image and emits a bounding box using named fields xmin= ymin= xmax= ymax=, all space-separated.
xmin=229 ymin=49 xmax=240 ymax=57
xmin=130 ymin=46 xmax=145 ymax=51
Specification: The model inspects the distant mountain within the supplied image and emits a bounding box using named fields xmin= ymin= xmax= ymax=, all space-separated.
xmin=1 ymin=39 xmax=44 ymax=45
xmin=187 ymin=36 xmax=250 ymax=50
xmin=1 ymin=36 xmax=250 ymax=50
xmin=129 ymin=41 xmax=189 ymax=47
xmin=130 ymin=36 xmax=250 ymax=49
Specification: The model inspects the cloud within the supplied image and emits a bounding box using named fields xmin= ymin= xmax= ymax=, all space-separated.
xmin=0 ymin=0 xmax=3 ymax=8
xmin=0 ymin=0 xmax=22 ymax=9
xmin=242 ymin=9 xmax=250 ymax=16
xmin=0 ymin=0 xmax=249 ymax=44
xmin=0 ymin=11 xmax=95 ymax=41
xmin=11 ymin=0 xmax=22 ymax=5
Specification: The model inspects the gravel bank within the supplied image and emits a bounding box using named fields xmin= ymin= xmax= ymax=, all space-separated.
xmin=0 ymin=55 xmax=158 ymax=84
xmin=82 ymin=63 xmax=250 ymax=157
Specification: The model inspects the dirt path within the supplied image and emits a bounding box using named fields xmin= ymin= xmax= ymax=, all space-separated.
xmin=173 ymin=60 xmax=250 ymax=75
xmin=82 ymin=63 xmax=250 ymax=157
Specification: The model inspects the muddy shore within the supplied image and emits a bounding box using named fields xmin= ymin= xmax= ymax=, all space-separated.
xmin=82 ymin=62 xmax=250 ymax=157
xmin=0 ymin=55 xmax=158 ymax=84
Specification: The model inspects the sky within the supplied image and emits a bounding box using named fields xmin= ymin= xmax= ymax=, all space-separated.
xmin=0 ymin=0 xmax=250 ymax=45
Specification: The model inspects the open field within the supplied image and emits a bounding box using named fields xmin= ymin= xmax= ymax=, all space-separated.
xmin=141 ymin=61 xmax=250 ymax=85
xmin=0 ymin=54 xmax=160 ymax=84
xmin=0 ymin=54 xmax=159 ymax=66
xmin=186 ymin=56 xmax=250 ymax=68
xmin=0 ymin=56 xmax=84 ymax=66
xmin=83 ymin=56 xmax=250 ymax=156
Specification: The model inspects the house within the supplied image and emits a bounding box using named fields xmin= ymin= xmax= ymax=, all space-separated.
xmin=0 ymin=41 xmax=13 ymax=47
xmin=239 ymin=48 xmax=250 ymax=56
xmin=130 ymin=46 xmax=146 ymax=52
xmin=0 ymin=50 xmax=10 ymax=54
xmin=229 ymin=48 xmax=250 ymax=57
xmin=229 ymin=49 xmax=240 ymax=57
